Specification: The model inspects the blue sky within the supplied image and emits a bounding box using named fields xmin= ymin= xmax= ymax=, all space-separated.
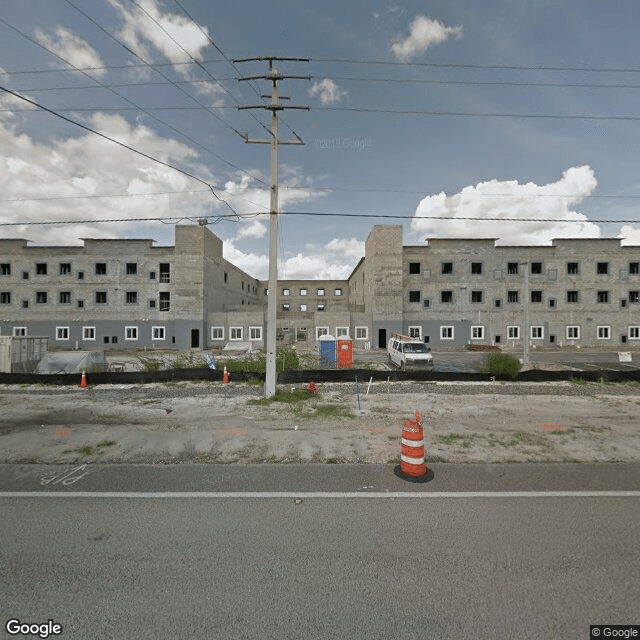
xmin=2 ymin=0 xmax=640 ymax=278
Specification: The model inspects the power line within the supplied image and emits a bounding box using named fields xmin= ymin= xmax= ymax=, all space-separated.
xmin=0 ymin=211 xmax=638 ymax=227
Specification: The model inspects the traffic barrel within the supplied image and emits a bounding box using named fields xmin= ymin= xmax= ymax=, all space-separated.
xmin=79 ymin=370 xmax=88 ymax=389
xmin=399 ymin=410 xmax=427 ymax=478
xmin=223 ymin=366 xmax=229 ymax=384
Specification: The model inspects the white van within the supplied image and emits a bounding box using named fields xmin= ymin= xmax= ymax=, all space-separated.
xmin=387 ymin=333 xmax=433 ymax=369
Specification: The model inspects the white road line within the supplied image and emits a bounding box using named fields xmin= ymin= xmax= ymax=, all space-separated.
xmin=0 ymin=491 xmax=639 ymax=498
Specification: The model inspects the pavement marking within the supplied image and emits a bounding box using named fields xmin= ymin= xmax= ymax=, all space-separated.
xmin=1 ymin=491 xmax=639 ymax=499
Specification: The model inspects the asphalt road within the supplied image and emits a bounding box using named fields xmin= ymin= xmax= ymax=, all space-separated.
xmin=1 ymin=463 xmax=638 ymax=640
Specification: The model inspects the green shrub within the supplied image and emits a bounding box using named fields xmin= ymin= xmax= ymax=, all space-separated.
xmin=481 ymin=352 xmax=522 ymax=378
xmin=220 ymin=346 xmax=300 ymax=374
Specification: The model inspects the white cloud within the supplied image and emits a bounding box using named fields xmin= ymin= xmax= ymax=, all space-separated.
xmin=34 ymin=27 xmax=105 ymax=74
xmin=223 ymin=237 xmax=364 ymax=280
xmin=410 ymin=166 xmax=601 ymax=244
xmin=309 ymin=79 xmax=347 ymax=105
xmin=0 ymin=112 xmax=212 ymax=244
xmin=618 ymin=225 xmax=640 ymax=245
xmin=391 ymin=15 xmax=462 ymax=61
xmin=108 ymin=0 xmax=210 ymax=69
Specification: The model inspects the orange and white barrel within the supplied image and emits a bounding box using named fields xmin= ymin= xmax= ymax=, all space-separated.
xmin=400 ymin=410 xmax=427 ymax=478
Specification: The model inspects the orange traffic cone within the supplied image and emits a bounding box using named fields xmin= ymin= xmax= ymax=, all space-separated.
xmin=79 ymin=370 xmax=88 ymax=389
xmin=399 ymin=410 xmax=427 ymax=478
xmin=223 ymin=366 xmax=229 ymax=384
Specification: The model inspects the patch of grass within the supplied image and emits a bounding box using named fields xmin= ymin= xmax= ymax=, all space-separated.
xmin=247 ymin=389 xmax=316 ymax=406
xmin=436 ymin=433 xmax=471 ymax=445
xmin=79 ymin=446 xmax=93 ymax=455
xmin=141 ymin=358 xmax=163 ymax=372
xmin=480 ymin=352 xmax=522 ymax=378
xmin=97 ymin=440 xmax=116 ymax=447
xmin=310 ymin=404 xmax=354 ymax=419
xmin=570 ymin=377 xmax=589 ymax=385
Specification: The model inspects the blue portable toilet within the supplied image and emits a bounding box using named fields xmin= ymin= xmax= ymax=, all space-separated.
xmin=319 ymin=334 xmax=337 ymax=368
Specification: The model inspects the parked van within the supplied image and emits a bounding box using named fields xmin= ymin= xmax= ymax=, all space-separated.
xmin=387 ymin=333 xmax=433 ymax=369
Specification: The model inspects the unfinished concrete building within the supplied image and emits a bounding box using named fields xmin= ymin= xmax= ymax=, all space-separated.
xmin=1 ymin=222 xmax=639 ymax=351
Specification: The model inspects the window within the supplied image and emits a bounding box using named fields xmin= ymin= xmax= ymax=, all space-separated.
xmin=22 ymin=300 xmax=28 ymax=309
xmin=597 ymin=262 xmax=609 ymax=275
xmin=471 ymin=326 xmax=484 ymax=340
xmin=13 ymin=327 xmax=27 ymax=337
xmin=531 ymin=262 xmax=542 ymax=274
xmin=317 ymin=288 xmax=325 ymax=296
xmin=440 ymin=326 xmax=454 ymax=340
xmin=336 ymin=327 xmax=349 ymax=338
xmin=567 ymin=262 xmax=579 ymax=275
xmin=507 ymin=262 xmax=519 ymax=275
xmin=77 ymin=300 xmax=84 ymax=308
xmin=409 ymin=290 xmax=421 ymax=303
xmin=1 ymin=263 xmax=10 ymax=275
xmin=22 ymin=272 xmax=29 ymax=280
xmin=36 ymin=292 xmax=47 ymax=304
xmin=567 ymin=326 xmax=581 ymax=340
xmin=300 ymin=304 xmax=308 ymax=312
xmin=230 ymin=327 xmax=243 ymax=341
xmin=282 ymin=304 xmax=290 ymax=311
xmin=495 ymin=299 xmax=501 ymax=308
xmin=316 ymin=327 xmax=329 ymax=340
xmin=317 ymin=303 xmax=326 ymax=311
xmin=159 ymin=292 xmax=170 ymax=311
xmin=531 ymin=326 xmax=544 ymax=339
xmin=629 ymin=291 xmax=640 ymax=303
xmin=630 ymin=262 xmax=640 ymax=275
xmin=249 ymin=327 xmax=262 ymax=341
xmin=471 ymin=290 xmax=483 ymax=303
xmin=567 ymin=290 xmax=579 ymax=303
xmin=507 ymin=290 xmax=519 ymax=303
xmin=224 ymin=272 xmax=228 ymax=284
xmin=126 ymin=291 xmax=138 ymax=304
xmin=159 ymin=263 xmax=170 ymax=283
xmin=597 ymin=326 xmax=610 ymax=340
xmin=126 ymin=263 xmax=137 ymax=275
xmin=531 ymin=291 xmax=542 ymax=303
xmin=59 ymin=291 xmax=71 ymax=304
xmin=597 ymin=290 xmax=609 ymax=304
xmin=95 ymin=291 xmax=107 ymax=304
xmin=56 ymin=327 xmax=69 ymax=341
xmin=36 ymin=263 xmax=47 ymax=275
xmin=549 ymin=298 xmax=556 ymax=308
xmin=629 ymin=326 xmax=640 ymax=340
xmin=152 ymin=326 xmax=165 ymax=340
xmin=95 ymin=263 xmax=107 ymax=275
xmin=82 ymin=326 xmax=95 ymax=341
xmin=77 ymin=271 xmax=84 ymax=280
xmin=409 ymin=262 xmax=421 ymax=274
xmin=408 ymin=326 xmax=421 ymax=339
xmin=441 ymin=262 xmax=453 ymax=274
xmin=211 ymin=327 xmax=224 ymax=340
xmin=355 ymin=326 xmax=368 ymax=340
xmin=441 ymin=290 xmax=453 ymax=303
xmin=507 ymin=326 xmax=520 ymax=340
xmin=283 ymin=288 xmax=290 ymax=296
xmin=59 ymin=263 xmax=71 ymax=275
xmin=1 ymin=292 xmax=10 ymax=304
xmin=423 ymin=299 xmax=430 ymax=308
xmin=471 ymin=262 xmax=482 ymax=275
xmin=149 ymin=299 xmax=156 ymax=308
xmin=300 ymin=288 xmax=308 ymax=296
xmin=150 ymin=271 xmax=156 ymax=280
xmin=334 ymin=288 xmax=342 ymax=296
xmin=125 ymin=326 xmax=138 ymax=341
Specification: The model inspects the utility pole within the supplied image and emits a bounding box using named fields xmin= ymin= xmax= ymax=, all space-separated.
xmin=235 ymin=56 xmax=309 ymax=397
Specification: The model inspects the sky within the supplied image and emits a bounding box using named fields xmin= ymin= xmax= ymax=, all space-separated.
xmin=2 ymin=0 xmax=640 ymax=279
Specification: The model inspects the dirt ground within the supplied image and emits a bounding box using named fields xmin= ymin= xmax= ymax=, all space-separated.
xmin=1 ymin=379 xmax=639 ymax=464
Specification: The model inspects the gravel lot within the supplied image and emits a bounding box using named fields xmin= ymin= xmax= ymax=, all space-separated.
xmin=1 ymin=379 xmax=639 ymax=464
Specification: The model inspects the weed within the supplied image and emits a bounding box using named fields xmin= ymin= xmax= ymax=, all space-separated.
xmin=480 ymin=352 xmax=522 ymax=378
xmin=570 ymin=377 xmax=589 ymax=386
xmin=436 ymin=433 xmax=471 ymax=445
xmin=310 ymin=404 xmax=354 ymax=419
xmin=141 ymin=359 xmax=162 ymax=372
xmin=247 ymin=389 xmax=315 ymax=405
xmin=79 ymin=446 xmax=93 ymax=455
xmin=97 ymin=440 xmax=116 ymax=447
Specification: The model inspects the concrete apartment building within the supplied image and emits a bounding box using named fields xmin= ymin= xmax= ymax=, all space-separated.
xmin=1 ymin=222 xmax=640 ymax=352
